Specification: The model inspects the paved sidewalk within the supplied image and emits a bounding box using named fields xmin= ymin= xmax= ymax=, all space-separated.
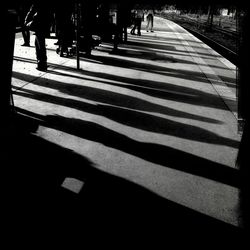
xmin=11 ymin=17 xmax=242 ymax=233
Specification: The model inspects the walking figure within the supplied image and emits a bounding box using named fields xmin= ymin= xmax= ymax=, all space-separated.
xmin=146 ymin=9 xmax=154 ymax=32
xmin=24 ymin=1 xmax=51 ymax=71
xmin=130 ymin=9 xmax=143 ymax=36
xmin=19 ymin=1 xmax=32 ymax=46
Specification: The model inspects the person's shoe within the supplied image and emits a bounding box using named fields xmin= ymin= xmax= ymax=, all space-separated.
xmin=21 ymin=43 xmax=30 ymax=47
xmin=36 ymin=64 xmax=47 ymax=71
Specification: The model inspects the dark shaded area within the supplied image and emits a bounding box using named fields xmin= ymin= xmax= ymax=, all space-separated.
xmin=237 ymin=6 xmax=250 ymax=234
xmin=12 ymin=82 xmax=239 ymax=149
xmin=101 ymin=44 xmax=179 ymax=62
xmin=16 ymin=52 xmax=213 ymax=84
xmin=123 ymin=37 xmax=236 ymax=71
xmin=15 ymin=107 xmax=240 ymax=188
xmin=117 ymin=44 xmax=232 ymax=70
xmin=135 ymin=32 xmax=203 ymax=44
xmin=12 ymin=59 xmax=232 ymax=112
xmin=125 ymin=38 xmax=220 ymax=58
xmin=2 ymin=10 xmax=16 ymax=125
xmin=82 ymin=52 xmax=236 ymax=92
xmin=1 ymin=112 xmax=245 ymax=246
xmin=237 ymin=121 xmax=250 ymax=232
xmin=13 ymin=70 xmax=224 ymax=123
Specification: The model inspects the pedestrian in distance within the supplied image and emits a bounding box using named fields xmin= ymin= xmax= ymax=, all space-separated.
xmin=130 ymin=9 xmax=143 ymax=36
xmin=146 ymin=9 xmax=154 ymax=32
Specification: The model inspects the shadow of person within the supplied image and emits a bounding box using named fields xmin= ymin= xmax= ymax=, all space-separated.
xmin=1 ymin=110 xmax=244 ymax=246
xmin=13 ymin=85 xmax=239 ymax=149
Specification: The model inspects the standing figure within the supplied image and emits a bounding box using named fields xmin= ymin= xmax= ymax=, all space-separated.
xmin=19 ymin=0 xmax=32 ymax=46
xmin=24 ymin=1 xmax=51 ymax=71
xmin=116 ymin=3 xmax=131 ymax=43
xmin=130 ymin=9 xmax=143 ymax=36
xmin=80 ymin=0 xmax=97 ymax=56
xmin=54 ymin=1 xmax=74 ymax=57
xmin=146 ymin=9 xmax=154 ymax=32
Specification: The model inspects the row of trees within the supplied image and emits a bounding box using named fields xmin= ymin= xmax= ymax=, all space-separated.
xmin=161 ymin=4 xmax=237 ymax=17
xmin=159 ymin=4 xmax=243 ymax=29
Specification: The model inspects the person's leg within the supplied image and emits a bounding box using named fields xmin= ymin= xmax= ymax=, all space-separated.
xmin=130 ymin=24 xmax=135 ymax=34
xmin=26 ymin=30 xmax=30 ymax=44
xmin=146 ymin=17 xmax=149 ymax=31
xmin=21 ymin=30 xmax=29 ymax=46
xmin=19 ymin=10 xmax=29 ymax=46
xmin=23 ymin=29 xmax=30 ymax=45
xmin=21 ymin=21 xmax=30 ymax=46
xmin=35 ymin=33 xmax=47 ymax=70
xmin=150 ymin=17 xmax=154 ymax=32
xmin=82 ymin=30 xmax=92 ymax=56
xmin=137 ymin=19 xmax=141 ymax=36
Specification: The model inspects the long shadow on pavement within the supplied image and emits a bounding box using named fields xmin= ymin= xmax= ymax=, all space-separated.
xmin=13 ymin=56 xmax=235 ymax=109
xmin=124 ymin=39 xmax=220 ymax=58
xmin=13 ymin=86 xmax=239 ymax=150
xmin=1 ymin=111 xmax=244 ymax=245
xmin=14 ymin=107 xmax=240 ymax=187
xmin=13 ymin=69 xmax=228 ymax=114
xmin=102 ymin=44 xmax=232 ymax=71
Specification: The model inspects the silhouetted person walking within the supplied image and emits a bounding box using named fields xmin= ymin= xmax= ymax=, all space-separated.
xmin=19 ymin=0 xmax=32 ymax=46
xmin=25 ymin=0 xmax=51 ymax=71
xmin=130 ymin=9 xmax=143 ymax=36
